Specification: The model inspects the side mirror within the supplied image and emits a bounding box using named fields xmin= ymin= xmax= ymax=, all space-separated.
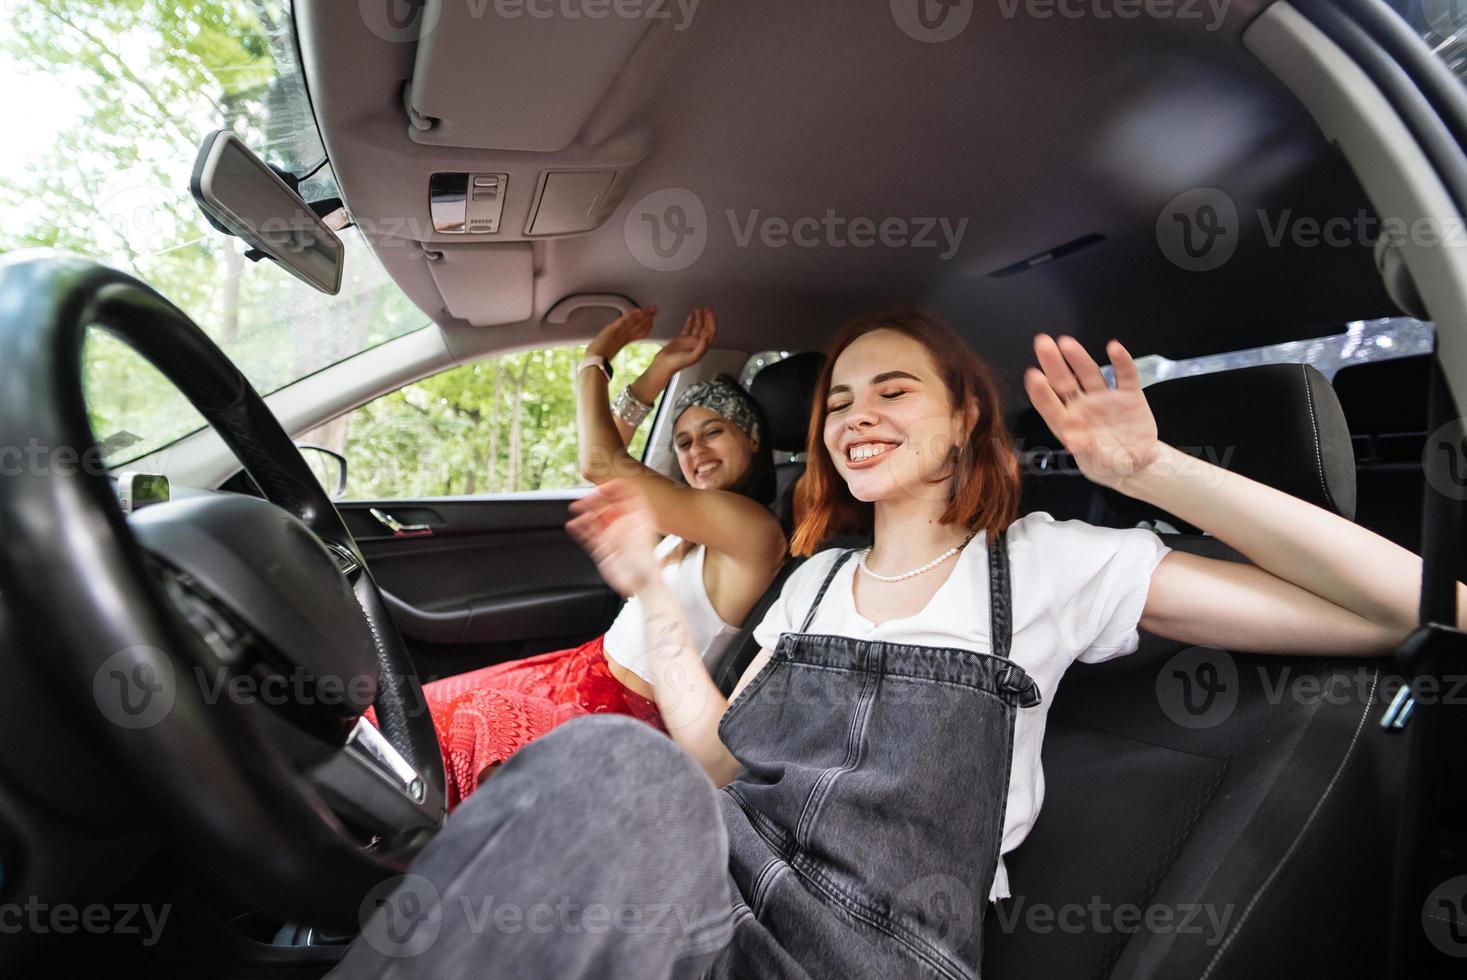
xmin=297 ymin=443 xmax=347 ymax=500
xmin=190 ymin=129 xmax=345 ymax=294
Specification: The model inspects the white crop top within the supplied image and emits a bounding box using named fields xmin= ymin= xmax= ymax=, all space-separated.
xmin=602 ymin=535 xmax=743 ymax=685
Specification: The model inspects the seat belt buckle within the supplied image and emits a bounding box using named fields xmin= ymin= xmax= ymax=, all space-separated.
xmin=1379 ymin=622 xmax=1467 ymax=732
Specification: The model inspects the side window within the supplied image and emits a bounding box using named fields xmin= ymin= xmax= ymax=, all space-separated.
xmin=305 ymin=343 xmax=661 ymax=499
xmin=1115 ymin=317 xmax=1435 ymax=386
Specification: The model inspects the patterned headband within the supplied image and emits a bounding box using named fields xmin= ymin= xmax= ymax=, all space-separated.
xmin=671 ymin=374 xmax=761 ymax=447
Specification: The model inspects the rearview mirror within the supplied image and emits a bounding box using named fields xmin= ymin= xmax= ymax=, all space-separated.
xmin=190 ymin=130 xmax=345 ymax=295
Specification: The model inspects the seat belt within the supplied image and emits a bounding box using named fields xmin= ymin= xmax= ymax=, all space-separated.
xmin=1383 ymin=348 xmax=1467 ymax=979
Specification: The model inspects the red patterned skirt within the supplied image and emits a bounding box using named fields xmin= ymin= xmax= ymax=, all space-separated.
xmin=418 ymin=636 xmax=666 ymax=809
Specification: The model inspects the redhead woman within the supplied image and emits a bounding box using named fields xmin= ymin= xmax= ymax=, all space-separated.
xmin=418 ymin=306 xmax=786 ymax=807
xmin=342 ymin=308 xmax=1461 ymax=980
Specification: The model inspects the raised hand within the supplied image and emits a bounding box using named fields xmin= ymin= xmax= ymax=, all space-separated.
xmin=650 ymin=307 xmax=717 ymax=376
xmin=586 ymin=306 xmax=658 ymax=361
xmin=565 ymin=479 xmax=662 ymax=598
xmin=1022 ymin=334 xmax=1161 ymax=490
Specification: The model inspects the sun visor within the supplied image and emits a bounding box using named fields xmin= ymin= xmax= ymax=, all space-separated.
xmin=404 ymin=3 xmax=650 ymax=152
xmin=423 ymin=243 xmax=534 ymax=326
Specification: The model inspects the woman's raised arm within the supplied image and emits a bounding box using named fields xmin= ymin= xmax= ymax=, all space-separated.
xmin=575 ymin=308 xmax=783 ymax=568
xmin=1023 ymin=333 xmax=1464 ymax=656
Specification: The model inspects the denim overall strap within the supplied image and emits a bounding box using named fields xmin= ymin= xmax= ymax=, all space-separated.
xmin=988 ymin=527 xmax=1012 ymax=659
xmin=798 ymin=549 xmax=856 ymax=633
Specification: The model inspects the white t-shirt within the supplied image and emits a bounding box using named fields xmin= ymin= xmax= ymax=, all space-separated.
xmin=750 ymin=511 xmax=1173 ymax=902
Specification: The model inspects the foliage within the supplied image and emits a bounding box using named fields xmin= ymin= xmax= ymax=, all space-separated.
xmin=2 ymin=1 xmax=424 ymax=463
xmin=338 ymin=344 xmax=663 ymax=498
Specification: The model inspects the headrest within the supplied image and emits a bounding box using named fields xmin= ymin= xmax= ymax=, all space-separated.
xmin=749 ymin=351 xmax=826 ymax=453
xmin=1104 ymin=363 xmax=1356 ymax=526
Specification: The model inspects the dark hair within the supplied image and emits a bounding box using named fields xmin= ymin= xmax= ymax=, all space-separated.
xmin=790 ymin=308 xmax=1021 ymax=556
xmin=723 ymin=400 xmax=776 ymax=505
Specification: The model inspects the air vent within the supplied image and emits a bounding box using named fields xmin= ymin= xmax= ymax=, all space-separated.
xmin=988 ymin=234 xmax=1105 ymax=278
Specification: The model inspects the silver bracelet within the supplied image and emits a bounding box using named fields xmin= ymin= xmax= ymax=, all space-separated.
xmin=612 ymin=385 xmax=654 ymax=427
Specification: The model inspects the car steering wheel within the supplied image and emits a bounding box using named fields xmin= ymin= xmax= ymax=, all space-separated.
xmin=0 ymin=253 xmax=447 ymax=932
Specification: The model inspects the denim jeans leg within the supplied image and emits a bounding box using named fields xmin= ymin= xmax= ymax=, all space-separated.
xmin=333 ymin=714 xmax=734 ymax=980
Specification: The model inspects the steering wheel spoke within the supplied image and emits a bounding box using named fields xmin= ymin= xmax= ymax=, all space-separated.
xmin=308 ymin=717 xmax=445 ymax=843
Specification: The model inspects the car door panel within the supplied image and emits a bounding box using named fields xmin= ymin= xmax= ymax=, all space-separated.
xmin=336 ymin=494 xmax=621 ymax=680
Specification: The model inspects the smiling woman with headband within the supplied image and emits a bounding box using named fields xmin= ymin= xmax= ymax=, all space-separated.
xmin=415 ymin=306 xmax=786 ymax=806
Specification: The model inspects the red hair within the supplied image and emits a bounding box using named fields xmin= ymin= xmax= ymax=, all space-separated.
xmin=790 ymin=308 xmax=1021 ymax=556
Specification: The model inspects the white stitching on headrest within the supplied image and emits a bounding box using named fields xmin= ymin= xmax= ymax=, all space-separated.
xmin=1300 ymin=364 xmax=1337 ymax=514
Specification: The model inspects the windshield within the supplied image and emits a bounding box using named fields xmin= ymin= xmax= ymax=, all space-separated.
xmin=1 ymin=1 xmax=428 ymax=464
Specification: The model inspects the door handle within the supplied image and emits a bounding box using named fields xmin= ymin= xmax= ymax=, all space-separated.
xmin=368 ymin=507 xmax=434 ymax=537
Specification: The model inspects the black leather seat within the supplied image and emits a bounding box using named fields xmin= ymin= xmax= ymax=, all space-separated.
xmin=747 ymin=351 xmax=826 ymax=534
xmin=986 ymin=364 xmax=1402 ymax=978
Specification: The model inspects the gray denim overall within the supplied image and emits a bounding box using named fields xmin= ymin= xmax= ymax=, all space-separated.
xmin=707 ymin=530 xmax=1042 ymax=980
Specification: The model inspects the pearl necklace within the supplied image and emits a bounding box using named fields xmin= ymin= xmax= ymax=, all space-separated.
xmin=857 ymin=534 xmax=976 ymax=583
